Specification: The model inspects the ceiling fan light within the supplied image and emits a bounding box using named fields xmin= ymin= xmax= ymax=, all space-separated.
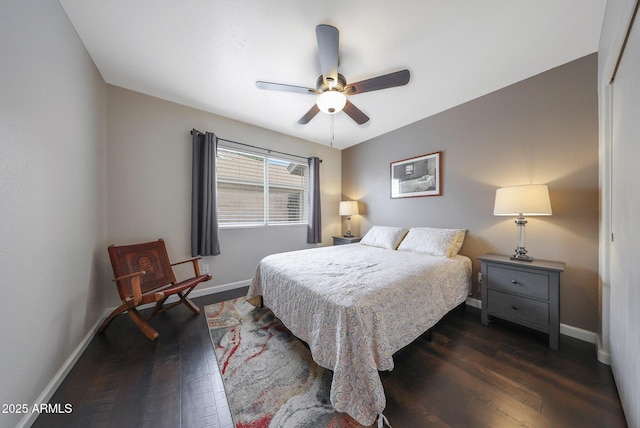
xmin=316 ymin=90 xmax=347 ymax=114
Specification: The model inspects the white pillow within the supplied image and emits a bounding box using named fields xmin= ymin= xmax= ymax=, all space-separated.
xmin=397 ymin=227 xmax=466 ymax=257
xmin=360 ymin=226 xmax=408 ymax=250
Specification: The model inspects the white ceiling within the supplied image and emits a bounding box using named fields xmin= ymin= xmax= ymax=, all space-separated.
xmin=59 ymin=0 xmax=606 ymax=150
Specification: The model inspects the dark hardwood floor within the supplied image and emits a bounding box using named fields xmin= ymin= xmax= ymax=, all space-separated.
xmin=34 ymin=289 xmax=627 ymax=428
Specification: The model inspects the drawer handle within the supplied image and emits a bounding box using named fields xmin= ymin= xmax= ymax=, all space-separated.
xmin=511 ymin=279 xmax=520 ymax=285
xmin=512 ymin=305 xmax=519 ymax=310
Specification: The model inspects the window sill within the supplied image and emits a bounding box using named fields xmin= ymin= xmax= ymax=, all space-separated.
xmin=219 ymin=223 xmax=308 ymax=230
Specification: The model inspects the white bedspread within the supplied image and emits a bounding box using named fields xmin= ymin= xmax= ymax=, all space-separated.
xmin=247 ymin=243 xmax=471 ymax=425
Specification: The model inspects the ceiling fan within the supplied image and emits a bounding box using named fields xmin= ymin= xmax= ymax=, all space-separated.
xmin=256 ymin=24 xmax=410 ymax=125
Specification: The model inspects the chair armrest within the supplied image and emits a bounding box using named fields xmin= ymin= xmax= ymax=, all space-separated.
xmin=171 ymin=257 xmax=203 ymax=276
xmin=113 ymin=270 xmax=145 ymax=306
xmin=113 ymin=270 xmax=146 ymax=282
xmin=171 ymin=257 xmax=202 ymax=267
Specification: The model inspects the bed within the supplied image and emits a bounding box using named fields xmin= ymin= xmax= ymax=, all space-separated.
xmin=247 ymin=226 xmax=471 ymax=426
xmin=400 ymin=174 xmax=436 ymax=193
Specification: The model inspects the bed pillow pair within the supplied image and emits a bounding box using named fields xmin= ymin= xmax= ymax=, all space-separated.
xmin=360 ymin=226 xmax=408 ymax=250
xmin=397 ymin=227 xmax=466 ymax=257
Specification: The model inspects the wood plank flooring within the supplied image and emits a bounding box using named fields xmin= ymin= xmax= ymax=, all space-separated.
xmin=33 ymin=288 xmax=627 ymax=427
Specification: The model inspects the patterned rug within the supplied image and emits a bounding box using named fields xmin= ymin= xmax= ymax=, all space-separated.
xmin=205 ymin=297 xmax=369 ymax=428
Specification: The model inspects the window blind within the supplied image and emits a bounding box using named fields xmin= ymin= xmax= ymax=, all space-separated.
xmin=216 ymin=147 xmax=309 ymax=226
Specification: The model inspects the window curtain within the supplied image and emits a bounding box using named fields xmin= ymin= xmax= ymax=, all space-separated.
xmin=307 ymin=156 xmax=322 ymax=244
xmin=191 ymin=130 xmax=221 ymax=256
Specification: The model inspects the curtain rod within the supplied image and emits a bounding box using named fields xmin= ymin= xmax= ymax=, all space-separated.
xmin=190 ymin=129 xmax=321 ymax=163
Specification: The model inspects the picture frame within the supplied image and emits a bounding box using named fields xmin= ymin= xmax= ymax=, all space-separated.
xmin=390 ymin=151 xmax=442 ymax=198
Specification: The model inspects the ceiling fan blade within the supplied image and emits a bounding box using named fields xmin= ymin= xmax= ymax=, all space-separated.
xmin=343 ymin=100 xmax=369 ymax=125
xmin=256 ymin=81 xmax=317 ymax=95
xmin=297 ymin=104 xmax=320 ymax=124
xmin=345 ymin=69 xmax=410 ymax=95
xmin=316 ymin=24 xmax=339 ymax=87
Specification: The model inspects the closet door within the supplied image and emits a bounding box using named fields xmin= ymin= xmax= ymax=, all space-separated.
xmin=610 ymin=8 xmax=640 ymax=426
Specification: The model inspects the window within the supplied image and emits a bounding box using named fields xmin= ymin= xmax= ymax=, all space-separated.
xmin=216 ymin=146 xmax=309 ymax=226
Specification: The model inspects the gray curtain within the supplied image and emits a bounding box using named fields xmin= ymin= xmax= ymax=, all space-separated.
xmin=191 ymin=130 xmax=221 ymax=256
xmin=307 ymin=156 xmax=322 ymax=244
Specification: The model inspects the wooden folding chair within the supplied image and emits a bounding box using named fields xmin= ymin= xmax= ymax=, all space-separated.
xmin=98 ymin=239 xmax=212 ymax=340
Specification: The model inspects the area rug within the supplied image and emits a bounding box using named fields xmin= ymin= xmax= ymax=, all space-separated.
xmin=205 ymin=297 xmax=369 ymax=428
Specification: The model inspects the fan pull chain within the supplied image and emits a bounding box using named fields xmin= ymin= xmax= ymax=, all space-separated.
xmin=330 ymin=114 xmax=335 ymax=148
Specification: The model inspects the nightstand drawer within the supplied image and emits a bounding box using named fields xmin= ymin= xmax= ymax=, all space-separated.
xmin=487 ymin=265 xmax=549 ymax=300
xmin=487 ymin=290 xmax=549 ymax=329
xmin=479 ymin=254 xmax=564 ymax=350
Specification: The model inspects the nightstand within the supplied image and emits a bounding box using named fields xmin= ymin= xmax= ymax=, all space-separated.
xmin=478 ymin=253 xmax=565 ymax=350
xmin=332 ymin=236 xmax=362 ymax=245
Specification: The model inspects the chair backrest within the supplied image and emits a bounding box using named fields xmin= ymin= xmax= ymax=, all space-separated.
xmin=108 ymin=239 xmax=177 ymax=300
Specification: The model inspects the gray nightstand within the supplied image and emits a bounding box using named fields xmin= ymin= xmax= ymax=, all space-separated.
xmin=332 ymin=236 xmax=362 ymax=245
xmin=479 ymin=253 xmax=565 ymax=350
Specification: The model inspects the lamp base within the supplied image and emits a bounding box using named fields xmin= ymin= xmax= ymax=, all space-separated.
xmin=510 ymin=218 xmax=534 ymax=261
xmin=511 ymin=246 xmax=533 ymax=262
xmin=345 ymin=216 xmax=352 ymax=238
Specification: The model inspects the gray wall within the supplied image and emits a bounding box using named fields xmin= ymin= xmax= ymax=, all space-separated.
xmin=0 ymin=3 xmax=607 ymax=425
xmin=342 ymin=54 xmax=599 ymax=332
xmin=0 ymin=1 xmax=108 ymax=427
xmin=0 ymin=3 xmax=341 ymax=425
xmin=106 ymin=86 xmax=343 ymax=307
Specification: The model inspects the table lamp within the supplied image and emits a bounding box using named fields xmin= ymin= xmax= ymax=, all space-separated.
xmin=339 ymin=201 xmax=359 ymax=237
xmin=493 ymin=184 xmax=552 ymax=261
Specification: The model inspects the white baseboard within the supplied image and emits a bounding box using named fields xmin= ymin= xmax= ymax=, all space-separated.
xmin=560 ymin=323 xmax=596 ymax=344
xmin=465 ymin=297 xmax=482 ymax=309
xmin=191 ymin=279 xmax=250 ymax=298
xmin=16 ymin=315 xmax=104 ymax=428
xmin=17 ymin=280 xmax=250 ymax=428
xmin=596 ymin=334 xmax=612 ymax=365
xmin=465 ymin=298 xmax=598 ymax=345
xmin=117 ymin=279 xmax=251 ymax=312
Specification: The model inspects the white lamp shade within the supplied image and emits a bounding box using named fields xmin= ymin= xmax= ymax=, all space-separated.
xmin=494 ymin=184 xmax=552 ymax=216
xmin=339 ymin=201 xmax=359 ymax=216
xmin=316 ymin=90 xmax=347 ymax=114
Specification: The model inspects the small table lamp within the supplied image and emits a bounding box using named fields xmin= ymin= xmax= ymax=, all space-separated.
xmin=339 ymin=201 xmax=359 ymax=237
xmin=493 ymin=184 xmax=552 ymax=262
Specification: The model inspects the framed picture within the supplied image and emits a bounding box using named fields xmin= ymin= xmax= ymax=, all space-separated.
xmin=390 ymin=151 xmax=442 ymax=198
